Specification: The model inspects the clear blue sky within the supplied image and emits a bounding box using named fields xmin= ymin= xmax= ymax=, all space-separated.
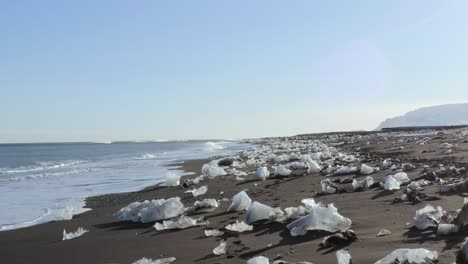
xmin=2 ymin=1 xmax=468 ymax=143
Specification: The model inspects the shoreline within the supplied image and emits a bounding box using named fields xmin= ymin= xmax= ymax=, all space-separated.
xmin=1 ymin=128 xmax=468 ymax=263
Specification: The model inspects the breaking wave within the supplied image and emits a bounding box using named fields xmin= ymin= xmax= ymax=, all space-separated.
xmin=203 ymin=141 xmax=225 ymax=151
xmin=0 ymin=160 xmax=86 ymax=175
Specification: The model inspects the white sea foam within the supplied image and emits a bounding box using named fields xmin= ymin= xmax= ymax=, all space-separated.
xmin=0 ymin=160 xmax=86 ymax=175
xmin=203 ymin=141 xmax=225 ymax=151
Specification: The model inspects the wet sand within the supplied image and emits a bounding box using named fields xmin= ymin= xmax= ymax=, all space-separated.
xmin=1 ymin=128 xmax=468 ymax=263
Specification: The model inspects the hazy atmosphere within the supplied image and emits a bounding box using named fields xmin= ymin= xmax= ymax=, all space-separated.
xmin=2 ymin=0 xmax=468 ymax=143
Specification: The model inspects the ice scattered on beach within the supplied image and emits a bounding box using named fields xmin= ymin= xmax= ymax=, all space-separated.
xmin=246 ymin=201 xmax=284 ymax=224
xmin=164 ymin=172 xmax=180 ymax=187
xmin=187 ymin=199 xmax=219 ymax=215
xmin=360 ymin=164 xmax=378 ymax=175
xmin=202 ymin=162 xmax=227 ymax=177
xmin=62 ymin=227 xmax=88 ymax=240
xmin=204 ymin=229 xmax=224 ymax=237
xmin=287 ymin=202 xmax=351 ymax=236
xmin=154 ymin=215 xmax=208 ymax=231
xmin=213 ymin=240 xmax=227 ymax=255
xmin=374 ymin=248 xmax=438 ymax=264
xmin=321 ymin=179 xmax=337 ymax=194
xmin=336 ymin=249 xmax=352 ymax=264
xmin=437 ymin=224 xmax=459 ymax=236
xmin=247 ymin=256 xmax=269 ymax=264
xmin=414 ymin=204 xmax=444 ymax=230
xmin=113 ymin=197 xmax=185 ymax=223
xmin=228 ymin=191 xmax=252 ymax=212
xmin=380 ymin=176 xmax=400 ymax=190
xmin=256 ymin=167 xmax=270 ymax=181
xmin=303 ymin=155 xmax=321 ymax=174
xmin=185 ymin=185 xmax=208 ymax=197
xmin=352 ymin=176 xmax=374 ymax=190
xmin=225 ymin=221 xmax=253 ymax=232
xmin=131 ymin=257 xmax=176 ymax=264
xmin=274 ymin=165 xmax=291 ymax=176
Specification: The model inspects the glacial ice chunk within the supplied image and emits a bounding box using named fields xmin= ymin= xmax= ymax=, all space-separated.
xmin=286 ymin=203 xmax=351 ymax=236
xmin=225 ymin=221 xmax=253 ymax=232
xmin=274 ymin=165 xmax=292 ymax=176
xmin=187 ymin=199 xmax=219 ymax=215
xmin=321 ymin=179 xmax=337 ymax=194
xmin=437 ymin=224 xmax=459 ymax=235
xmin=185 ymin=185 xmax=208 ymax=197
xmin=131 ymin=257 xmax=176 ymax=264
xmin=414 ymin=204 xmax=444 ymax=230
xmin=360 ymin=164 xmax=378 ymax=175
xmin=202 ymin=163 xmax=227 ymax=177
xmin=352 ymin=176 xmax=374 ymax=190
xmin=392 ymin=172 xmax=410 ymax=183
xmin=247 ymin=256 xmax=269 ymax=264
xmin=380 ymin=176 xmax=400 ymax=190
xmin=164 ymin=172 xmax=180 ymax=187
xmin=154 ymin=215 xmax=208 ymax=231
xmin=205 ymin=229 xmax=224 ymax=237
xmin=303 ymin=155 xmax=321 ymax=174
xmin=113 ymin=197 xmax=186 ymax=223
xmin=336 ymin=249 xmax=352 ymax=264
xmin=256 ymin=167 xmax=270 ymax=181
xmin=374 ymin=248 xmax=438 ymax=264
xmin=213 ymin=240 xmax=227 ymax=255
xmin=246 ymin=201 xmax=284 ymax=224
xmin=227 ymin=191 xmax=252 ymax=212
xmin=62 ymin=227 xmax=88 ymax=240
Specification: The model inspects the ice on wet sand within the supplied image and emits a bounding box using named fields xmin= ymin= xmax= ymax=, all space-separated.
xmin=62 ymin=227 xmax=88 ymax=240
xmin=228 ymin=191 xmax=252 ymax=212
xmin=374 ymin=248 xmax=438 ymax=264
xmin=113 ymin=197 xmax=186 ymax=223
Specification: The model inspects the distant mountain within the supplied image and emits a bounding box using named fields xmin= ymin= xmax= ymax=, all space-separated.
xmin=376 ymin=103 xmax=468 ymax=130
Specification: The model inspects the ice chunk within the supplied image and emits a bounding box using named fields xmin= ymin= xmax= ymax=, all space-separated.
xmin=352 ymin=176 xmax=374 ymax=190
xmin=114 ymin=197 xmax=186 ymax=223
xmin=374 ymin=248 xmax=438 ymax=264
xmin=256 ymin=167 xmax=270 ymax=181
xmin=164 ymin=172 xmax=180 ymax=187
xmin=286 ymin=203 xmax=352 ymax=236
xmin=131 ymin=257 xmax=176 ymax=264
xmin=285 ymin=206 xmax=308 ymax=220
xmin=185 ymin=185 xmax=208 ymax=197
xmin=187 ymin=199 xmax=219 ymax=215
xmin=321 ymin=179 xmax=337 ymax=194
xmin=154 ymin=215 xmax=208 ymax=231
xmin=377 ymin=229 xmax=391 ymax=237
xmin=380 ymin=176 xmax=400 ymax=190
xmin=62 ymin=227 xmax=88 ymax=240
xmin=246 ymin=201 xmax=284 ymax=224
xmin=414 ymin=204 xmax=444 ymax=230
xmin=392 ymin=172 xmax=410 ymax=183
xmin=440 ymin=142 xmax=453 ymax=149
xmin=274 ymin=165 xmax=292 ymax=176
xmin=213 ymin=240 xmax=226 ymax=255
xmin=225 ymin=221 xmax=253 ymax=232
xmin=336 ymin=249 xmax=352 ymax=264
xmin=360 ymin=164 xmax=378 ymax=175
xmin=202 ymin=163 xmax=227 ymax=177
xmin=205 ymin=229 xmax=224 ymax=237
xmin=334 ymin=166 xmax=358 ymax=176
xmin=227 ymin=191 xmax=252 ymax=212
xmin=247 ymin=256 xmax=269 ymax=264
xmin=303 ymin=155 xmax=321 ymax=174
xmin=437 ymin=224 xmax=458 ymax=235
xmin=382 ymin=159 xmax=392 ymax=169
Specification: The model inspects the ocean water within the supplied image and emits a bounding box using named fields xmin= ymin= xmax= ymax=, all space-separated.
xmin=0 ymin=140 xmax=250 ymax=231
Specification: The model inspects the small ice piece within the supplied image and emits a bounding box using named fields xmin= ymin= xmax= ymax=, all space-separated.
xmin=321 ymin=179 xmax=337 ymax=194
xmin=227 ymin=191 xmax=252 ymax=211
xmin=360 ymin=164 xmax=378 ymax=175
xmin=352 ymin=176 xmax=374 ymax=190
xmin=437 ymin=224 xmax=459 ymax=236
xmin=274 ymin=165 xmax=292 ymax=176
xmin=334 ymin=166 xmax=358 ymax=176
xmin=185 ymin=185 xmax=208 ymax=197
xmin=285 ymin=206 xmax=308 ymax=220
xmin=131 ymin=257 xmax=176 ymax=264
xmin=303 ymin=155 xmax=321 ymax=174
xmin=187 ymin=199 xmax=219 ymax=215
xmin=213 ymin=240 xmax=227 ymax=255
xmin=114 ymin=197 xmax=186 ymax=223
xmin=154 ymin=215 xmax=207 ymax=231
xmin=382 ymin=159 xmax=392 ymax=169
xmin=202 ymin=163 xmax=227 ymax=177
xmin=205 ymin=229 xmax=224 ymax=237
xmin=247 ymin=256 xmax=269 ymax=264
xmin=377 ymin=229 xmax=391 ymax=237
xmin=440 ymin=142 xmax=453 ymax=149
xmin=336 ymin=249 xmax=352 ymax=264
xmin=245 ymin=201 xmax=284 ymax=224
xmin=380 ymin=176 xmax=400 ymax=190
xmin=286 ymin=203 xmax=352 ymax=236
xmin=392 ymin=172 xmax=410 ymax=184
xmin=414 ymin=204 xmax=444 ymax=230
xmin=374 ymin=248 xmax=438 ymax=264
xmin=225 ymin=221 xmax=253 ymax=232
xmin=62 ymin=227 xmax=88 ymax=240
xmin=164 ymin=172 xmax=180 ymax=187
xmin=256 ymin=167 xmax=270 ymax=181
